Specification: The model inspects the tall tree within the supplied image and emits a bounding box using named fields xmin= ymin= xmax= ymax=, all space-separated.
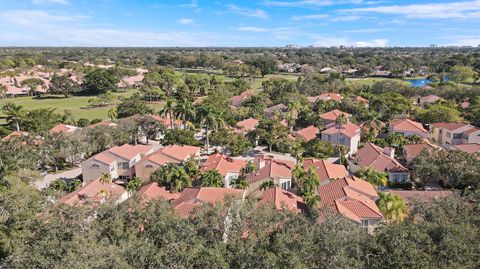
xmin=376 ymin=192 xmax=407 ymax=223
xmin=200 ymin=169 xmax=224 ymax=187
xmin=174 ymin=99 xmax=195 ymax=129
xmin=2 ymin=102 xmax=24 ymax=131
xmin=49 ymin=75 xmax=79 ymax=98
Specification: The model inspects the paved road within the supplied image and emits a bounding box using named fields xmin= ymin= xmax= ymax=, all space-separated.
xmin=34 ymin=167 xmax=82 ymax=189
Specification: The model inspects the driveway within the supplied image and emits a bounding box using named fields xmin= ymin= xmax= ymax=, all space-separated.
xmin=34 ymin=167 xmax=82 ymax=189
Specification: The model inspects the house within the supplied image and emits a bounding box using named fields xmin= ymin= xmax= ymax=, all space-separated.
xmin=317 ymin=176 xmax=383 ymax=233
xmin=303 ymin=159 xmax=349 ymax=183
xmin=290 ymin=125 xmax=319 ymax=142
xmin=201 ymin=153 xmax=247 ymax=187
xmin=460 ymin=101 xmax=470 ymax=109
xmin=319 ymin=109 xmax=352 ymax=124
xmin=88 ymin=120 xmax=117 ymax=128
xmin=137 ymin=182 xmax=180 ymax=203
xmin=230 ymin=91 xmax=254 ymax=107
xmin=349 ymin=142 xmax=410 ymax=184
xmin=321 ymin=122 xmax=361 ymax=155
xmin=235 ymin=118 xmax=258 ymax=135
xmin=117 ymin=74 xmax=144 ymax=88
xmin=307 ymin=93 xmax=343 ymax=103
xmin=135 ymin=145 xmax=201 ymax=180
xmin=50 ymin=123 xmax=80 ymax=135
xmin=403 ymin=142 xmax=438 ymax=164
xmin=373 ymin=70 xmax=392 ymax=77
xmin=172 ymin=187 xmax=245 ymax=218
xmin=389 ymin=119 xmax=428 ymax=139
xmin=452 ymin=143 xmax=480 ymax=155
xmin=1 ymin=131 xmax=29 ymax=142
xmin=429 ymin=122 xmax=480 ymax=148
xmin=81 ymin=144 xmax=155 ymax=182
xmin=263 ymin=104 xmax=288 ymax=118
xmin=419 ymin=94 xmax=442 ymax=107
xmin=259 ymin=187 xmax=307 ymax=213
xmin=246 ymin=155 xmax=295 ymax=197
xmin=58 ymin=178 xmax=128 ymax=207
xmin=386 ymin=190 xmax=452 ymax=205
xmin=353 ymin=96 xmax=369 ymax=107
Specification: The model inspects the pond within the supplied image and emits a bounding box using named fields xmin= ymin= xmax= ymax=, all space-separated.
xmin=406 ymin=78 xmax=432 ymax=87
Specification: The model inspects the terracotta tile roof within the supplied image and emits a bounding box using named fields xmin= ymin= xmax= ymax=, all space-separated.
xmin=452 ymin=143 xmax=480 ymax=154
xmin=403 ymin=142 xmax=436 ymax=160
xmin=88 ymin=120 xmax=117 ymax=128
xmin=236 ymin=118 xmax=259 ymax=132
xmin=354 ymin=96 xmax=369 ymax=104
xmin=230 ymin=91 xmax=254 ymax=106
xmin=109 ymin=144 xmax=153 ymax=160
xmin=58 ymin=178 xmax=126 ymax=207
xmin=1 ymin=131 xmax=29 ymax=142
xmin=138 ymin=182 xmax=180 ymax=202
xmin=149 ymin=114 xmax=183 ymax=128
xmin=303 ymin=159 xmax=348 ymax=182
xmin=50 ymin=123 xmax=80 ymax=134
xmin=117 ymin=74 xmax=144 ymax=88
xmin=390 ymin=119 xmax=428 ymax=134
xmin=461 ymin=101 xmax=470 ymax=109
xmin=290 ymin=125 xmax=319 ymax=142
xmin=319 ymin=109 xmax=352 ymax=122
xmin=322 ymin=122 xmax=360 ymax=138
xmin=260 ymin=187 xmax=307 ymax=213
xmin=387 ymin=190 xmax=452 ymax=203
xmin=92 ymin=152 xmax=117 ymax=165
xmin=430 ymin=122 xmax=470 ymax=131
xmin=138 ymin=152 xmax=178 ymax=166
xmin=355 ymin=142 xmax=407 ymax=172
xmin=419 ymin=94 xmax=442 ymax=103
xmin=201 ymin=153 xmax=246 ymax=177
xmin=172 ymin=187 xmax=244 ymax=218
xmin=264 ymin=104 xmax=288 ymax=117
xmin=317 ymin=176 xmax=382 ymax=223
xmin=158 ymin=145 xmax=200 ymax=162
xmin=246 ymin=155 xmax=295 ymax=184
xmin=463 ymin=127 xmax=480 ymax=135
xmin=309 ymin=93 xmax=343 ymax=103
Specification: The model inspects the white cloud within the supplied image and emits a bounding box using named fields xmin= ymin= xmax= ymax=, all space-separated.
xmin=32 ymin=0 xmax=67 ymax=4
xmin=328 ymin=15 xmax=360 ymax=22
xmin=292 ymin=14 xmax=330 ymax=20
xmin=228 ymin=5 xmax=268 ymax=19
xmin=313 ymin=36 xmax=388 ymax=47
xmin=343 ymin=28 xmax=390 ymax=33
xmin=178 ymin=18 xmax=194 ymax=25
xmin=1 ymin=10 xmax=88 ymax=27
xmin=262 ymin=0 xmax=363 ymax=8
xmin=236 ymin=26 xmax=269 ymax=32
xmin=180 ymin=0 xmax=198 ymax=8
xmin=341 ymin=1 xmax=480 ymax=19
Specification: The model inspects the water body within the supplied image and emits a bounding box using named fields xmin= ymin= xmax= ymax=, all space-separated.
xmin=406 ymin=78 xmax=432 ymax=87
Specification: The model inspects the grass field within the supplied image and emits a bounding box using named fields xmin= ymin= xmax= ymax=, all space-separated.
xmin=346 ymin=77 xmax=412 ymax=86
xmin=0 ymin=90 xmax=165 ymax=122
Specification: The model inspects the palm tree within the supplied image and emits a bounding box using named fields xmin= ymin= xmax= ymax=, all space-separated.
xmin=97 ymin=189 xmax=108 ymax=204
xmin=159 ymin=98 xmax=176 ymax=129
xmin=303 ymin=191 xmax=319 ymax=209
xmin=125 ymin=177 xmax=142 ymax=193
xmin=364 ymin=111 xmax=384 ymax=139
xmin=291 ymin=142 xmax=305 ymax=164
xmin=107 ymin=107 xmax=117 ymax=121
xmin=376 ymin=192 xmax=407 ymax=223
xmin=201 ymin=169 xmax=224 ymax=187
xmin=286 ymin=101 xmax=302 ymax=130
xmin=175 ymin=99 xmax=195 ymax=129
xmin=199 ymin=109 xmax=225 ymax=153
xmin=99 ymin=173 xmax=112 ymax=184
xmin=356 ymin=167 xmax=388 ymax=188
xmin=2 ymin=102 xmax=24 ymax=131
xmin=291 ymin=164 xmax=305 ymax=193
xmin=0 ymin=85 xmax=7 ymax=99
xmin=259 ymin=179 xmax=275 ymax=191
xmin=230 ymin=177 xmax=249 ymax=189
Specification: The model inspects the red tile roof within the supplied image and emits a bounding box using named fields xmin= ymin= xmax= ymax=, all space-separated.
xmin=138 ymin=182 xmax=180 ymax=202
xmin=92 ymin=152 xmax=117 ymax=165
xmin=355 ymin=142 xmax=407 ymax=172
xmin=463 ymin=127 xmax=480 ymax=135
xmin=50 ymin=123 xmax=79 ymax=135
xmin=1 ymin=131 xmax=29 ymax=142
xmin=317 ymin=176 xmax=382 ymax=223
xmin=172 ymin=187 xmax=244 ymax=218
xmin=403 ymin=142 xmax=436 ymax=160
xmin=419 ymin=94 xmax=442 ymax=103
xmin=309 ymin=93 xmax=343 ymax=103
xmin=246 ymin=155 xmax=295 ymax=183
xmin=202 ymin=153 xmax=247 ymax=177
xmin=230 ymin=91 xmax=254 ymax=106
xmin=430 ymin=122 xmax=470 ymax=131
xmin=303 ymin=159 xmax=348 ymax=182
xmin=88 ymin=120 xmax=117 ymax=128
xmin=321 ymin=122 xmax=360 ymax=138
xmin=260 ymin=187 xmax=307 ymax=213
xmin=158 ymin=145 xmax=200 ymax=162
xmin=236 ymin=118 xmax=259 ymax=132
xmin=452 ymin=143 xmax=480 ymax=154
xmin=264 ymin=104 xmax=288 ymax=117
xmin=390 ymin=119 xmax=427 ymax=134
xmin=109 ymin=144 xmax=153 ymax=160
xmin=319 ymin=109 xmax=352 ymax=122
xmin=58 ymin=178 xmax=126 ymax=207
xmin=290 ymin=125 xmax=319 ymax=142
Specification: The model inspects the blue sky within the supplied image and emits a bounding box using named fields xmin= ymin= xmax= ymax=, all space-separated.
xmin=0 ymin=0 xmax=479 ymax=47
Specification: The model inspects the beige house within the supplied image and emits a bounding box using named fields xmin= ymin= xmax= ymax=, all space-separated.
xmin=430 ymin=122 xmax=480 ymax=148
xmin=81 ymin=144 xmax=155 ymax=182
xmin=246 ymin=155 xmax=295 ymax=198
xmin=321 ymin=122 xmax=361 ymax=155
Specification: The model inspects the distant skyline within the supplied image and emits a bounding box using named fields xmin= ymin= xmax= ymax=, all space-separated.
xmin=0 ymin=0 xmax=479 ymax=47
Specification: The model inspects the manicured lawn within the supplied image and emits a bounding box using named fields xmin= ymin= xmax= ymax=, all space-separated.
xmin=346 ymin=77 xmax=411 ymax=86
xmin=0 ymin=90 xmax=164 ymax=122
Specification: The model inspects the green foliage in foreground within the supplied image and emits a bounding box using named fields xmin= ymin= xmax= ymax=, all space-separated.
xmin=0 ymin=171 xmax=480 ymax=268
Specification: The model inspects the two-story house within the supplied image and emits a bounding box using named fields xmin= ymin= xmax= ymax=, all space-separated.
xmin=319 ymin=109 xmax=352 ymax=125
xmin=246 ymin=155 xmax=295 ymax=198
xmin=81 ymin=144 xmax=155 ymax=182
xmin=321 ymin=122 xmax=361 ymax=155
xmin=430 ymin=122 xmax=479 ymax=148
xmin=201 ymin=153 xmax=247 ymax=188
xmin=389 ymin=118 xmax=428 ymax=139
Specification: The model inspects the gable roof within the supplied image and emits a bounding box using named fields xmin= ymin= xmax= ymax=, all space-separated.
xmin=58 ymin=178 xmax=126 ymax=207
xmin=91 ymin=152 xmax=117 ymax=165
xmin=88 ymin=120 xmax=117 ymax=128
xmin=158 ymin=145 xmax=201 ymax=161
xmin=319 ymin=109 xmax=352 ymax=122
xmin=236 ymin=118 xmax=259 ymax=132
xmin=303 ymin=159 xmax=348 ymax=182
xmin=50 ymin=123 xmax=80 ymax=134
xmin=202 ymin=153 xmax=246 ymax=177
xmin=137 ymin=182 xmax=180 ymax=202
xmin=355 ymin=142 xmax=407 ymax=172
xmin=260 ymin=187 xmax=307 ymax=213
xmin=264 ymin=104 xmax=288 ymax=117
xmin=230 ymin=91 xmax=254 ymax=106
xmin=322 ymin=122 xmax=361 ymax=138
xmin=317 ymin=176 xmax=382 ymax=223
xmin=308 ymin=93 xmax=343 ymax=103
xmin=390 ymin=119 xmax=428 ymax=134
xmin=452 ymin=143 xmax=480 ymax=154
xmin=403 ymin=142 xmax=437 ymax=159
xmin=1 ymin=131 xmax=29 ymax=142
xmin=108 ymin=144 xmax=153 ymax=160
xmin=246 ymin=155 xmax=295 ymax=183
xmin=290 ymin=125 xmax=319 ymax=142
xmin=430 ymin=122 xmax=471 ymax=131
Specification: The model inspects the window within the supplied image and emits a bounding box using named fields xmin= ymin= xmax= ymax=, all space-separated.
xmin=339 ymin=136 xmax=346 ymax=145
xmin=281 ymin=180 xmax=291 ymax=190
xmin=91 ymin=163 xmax=100 ymax=169
xmin=145 ymin=164 xmax=153 ymax=168
xmin=326 ymin=134 xmax=331 ymax=142
xmin=453 ymin=133 xmax=462 ymax=139
xmin=120 ymin=162 xmax=129 ymax=169
xmin=361 ymin=219 xmax=369 ymax=227
xmin=110 ymin=165 xmax=115 ymax=172
xmin=446 ymin=132 xmax=451 ymax=138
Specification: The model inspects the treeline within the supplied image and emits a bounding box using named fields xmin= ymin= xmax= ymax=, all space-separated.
xmin=0 ymin=170 xmax=479 ymax=268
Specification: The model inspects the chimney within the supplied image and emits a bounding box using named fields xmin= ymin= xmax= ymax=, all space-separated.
xmin=382 ymin=147 xmax=395 ymax=158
